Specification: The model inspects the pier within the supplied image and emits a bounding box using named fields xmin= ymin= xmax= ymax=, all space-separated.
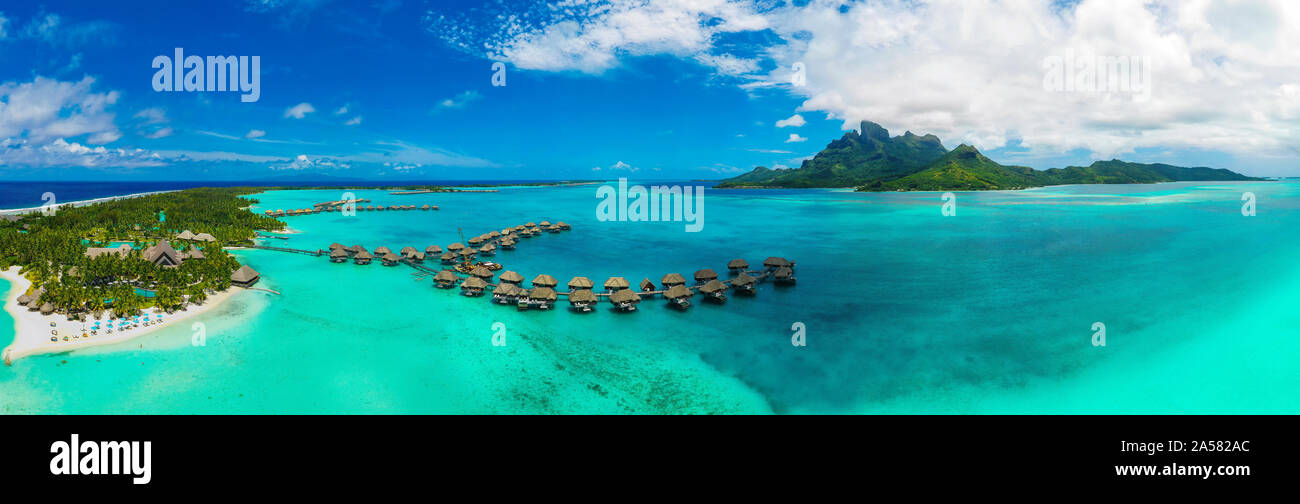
xmin=249 ymin=245 xmax=323 ymax=256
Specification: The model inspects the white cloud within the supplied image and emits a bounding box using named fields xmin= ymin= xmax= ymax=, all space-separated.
xmin=0 ymin=76 xmax=121 ymax=145
xmin=603 ymin=160 xmax=638 ymax=172
xmin=345 ymin=116 xmax=362 ymax=126
xmin=333 ymin=104 xmax=349 ymax=115
xmin=436 ymin=90 xmax=480 ymax=109
xmin=0 ymin=13 xmax=9 ymax=39
xmin=784 ymin=133 xmax=807 ymax=143
xmin=283 ymin=102 xmax=315 ymax=119
xmin=143 ymin=127 xmax=173 ymax=139
xmin=775 ymin=114 xmax=805 ymax=128
xmin=274 ymin=153 xmax=351 ymax=171
xmin=0 ymin=138 xmax=164 ymax=168
xmin=133 ymin=107 xmax=167 ymax=125
xmin=431 ymin=0 xmax=771 ymax=75
xmin=245 ymin=129 xmax=266 ymax=139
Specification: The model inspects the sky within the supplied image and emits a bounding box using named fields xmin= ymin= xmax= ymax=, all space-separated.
xmin=0 ymin=0 xmax=1297 ymax=181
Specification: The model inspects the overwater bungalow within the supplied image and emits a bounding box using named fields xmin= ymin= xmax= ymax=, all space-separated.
xmin=458 ymin=249 xmax=476 ymax=262
xmin=425 ymin=245 xmax=443 ymax=255
xmin=727 ymin=259 xmax=749 ymax=273
xmin=468 ymin=236 xmax=483 ymax=246
xmin=603 ymin=277 xmax=630 ymax=292
xmin=348 ymin=245 xmax=366 ymax=256
xmin=447 ymin=243 xmax=465 ymax=252
xmin=374 ymin=246 xmax=393 ymax=256
xmin=329 ymin=243 xmax=346 ymax=252
xmin=568 ymin=276 xmax=595 ymax=291
xmin=479 ymin=244 xmax=496 ymax=256
xmin=568 ymin=289 xmax=597 ymax=313
xmin=609 ymin=289 xmax=640 ymax=312
xmin=773 ymin=266 xmax=796 ymax=285
xmin=557 ymin=221 xmax=571 ymax=230
xmin=400 ymin=246 xmax=418 ymax=257
xmin=730 ymin=272 xmax=757 ymax=295
xmin=381 ymin=252 xmax=401 ymax=266
xmin=523 ymin=287 xmax=557 ymax=310
xmin=421 ymin=204 xmax=431 ymax=210
xmin=520 ymin=228 xmax=535 ymax=238
xmin=488 ymin=231 xmax=500 ymax=239
xmin=763 ymin=257 xmax=794 ymax=270
xmin=525 ymin=222 xmax=537 ymax=228
xmin=500 ymin=238 xmax=516 ymax=250
xmin=639 ymin=278 xmax=655 ymax=292
xmin=663 ymin=284 xmax=693 ymax=310
xmin=693 ymin=269 xmax=718 ymax=284
xmin=699 ymin=280 xmax=728 ymax=303
xmin=547 ymin=225 xmax=561 ymax=233
xmin=661 ymin=273 xmax=687 ymax=288
xmin=540 ymin=221 xmax=551 ymax=227
xmin=231 ymin=265 xmax=260 ymax=287
xmin=461 ymin=276 xmax=487 ymax=296
xmin=440 ymin=252 xmax=457 ymax=264
xmin=376 ymin=205 xmax=386 ymax=211
xmin=354 ymin=250 xmax=374 ymax=265
xmin=469 ymin=266 xmax=495 ymax=280
xmin=493 ymin=283 xmax=522 ymax=304
xmin=499 ymin=271 xmax=524 ymax=285
xmin=433 ymin=270 xmax=459 ymax=288
xmin=514 ymin=225 xmax=526 ymax=232
xmin=365 ymin=205 xmax=375 ymax=211
xmin=410 ymin=251 xmax=426 ymax=262
xmin=329 ymin=249 xmax=349 ymax=263
xmin=532 ymin=274 xmax=558 ymax=289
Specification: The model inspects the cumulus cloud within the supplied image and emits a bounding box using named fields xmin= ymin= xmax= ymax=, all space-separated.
xmin=0 ymin=13 xmax=9 ymax=39
xmin=273 ymin=153 xmax=351 ymax=171
xmin=775 ymin=114 xmax=805 ymax=128
xmin=245 ymin=129 xmax=266 ymax=139
xmin=784 ymin=133 xmax=806 ymax=143
xmin=0 ymin=138 xmax=164 ymax=168
xmin=0 ymin=76 xmax=121 ymax=145
xmin=345 ymin=116 xmax=362 ymax=126
xmin=283 ymin=102 xmax=315 ymax=119
xmin=333 ymin=104 xmax=349 ymax=115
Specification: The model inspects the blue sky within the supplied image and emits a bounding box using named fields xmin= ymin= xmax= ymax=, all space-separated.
xmin=1 ymin=0 xmax=1297 ymax=181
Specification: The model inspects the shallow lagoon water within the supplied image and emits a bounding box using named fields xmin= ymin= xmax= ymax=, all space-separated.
xmin=2 ymin=181 xmax=1298 ymax=413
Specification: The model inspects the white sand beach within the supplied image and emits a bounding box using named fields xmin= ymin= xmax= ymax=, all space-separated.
xmin=0 ymin=190 xmax=178 ymax=215
xmin=1 ymin=266 xmax=243 ymax=364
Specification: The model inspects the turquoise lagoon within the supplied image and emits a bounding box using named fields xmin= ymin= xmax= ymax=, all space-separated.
xmin=2 ymin=181 xmax=1299 ymax=414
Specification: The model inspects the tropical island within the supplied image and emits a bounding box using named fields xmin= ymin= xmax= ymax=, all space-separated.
xmin=0 ymin=187 xmax=281 ymax=363
xmin=717 ymin=121 xmax=1260 ymax=191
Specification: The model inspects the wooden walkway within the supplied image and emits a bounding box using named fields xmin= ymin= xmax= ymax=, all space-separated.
xmin=250 ymin=245 xmax=323 ymax=256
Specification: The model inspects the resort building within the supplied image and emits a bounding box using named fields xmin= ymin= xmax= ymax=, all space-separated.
xmin=85 ymin=244 xmax=133 ymax=259
xmin=143 ymin=242 xmax=184 ymax=268
xmin=603 ymin=277 xmax=630 ymax=292
xmin=231 ymin=265 xmax=260 ymax=287
xmin=609 ymin=289 xmax=641 ymax=312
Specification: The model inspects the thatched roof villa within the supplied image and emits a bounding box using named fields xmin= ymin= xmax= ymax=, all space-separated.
xmin=231 ymin=265 xmax=260 ymax=287
xmin=661 ymin=273 xmax=686 ymax=288
xmin=531 ymin=274 xmax=558 ymax=288
xmin=727 ymin=259 xmax=749 ymax=272
xmin=699 ymin=279 xmax=728 ymax=303
xmin=568 ymin=288 xmax=597 ymax=312
xmin=329 ymin=249 xmax=349 ymax=262
xmin=353 ymin=250 xmax=374 ymax=265
xmin=381 ymin=252 xmax=401 ymax=266
xmin=461 ymin=276 xmax=487 ymax=296
xmin=143 ymin=242 xmax=184 ymax=268
xmin=603 ymin=277 xmax=630 ymax=292
xmin=425 ymin=245 xmax=443 ymax=255
xmin=568 ymin=276 xmax=595 ymax=290
xmin=433 ymin=269 xmax=459 ymax=288
xmin=693 ymin=269 xmax=718 ymax=283
xmin=639 ymin=278 xmax=655 ymax=292
xmin=499 ymin=271 xmax=524 ymax=284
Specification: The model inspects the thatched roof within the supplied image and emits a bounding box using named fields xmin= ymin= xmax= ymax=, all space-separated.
xmin=26 ymin=298 xmax=40 ymax=310
xmin=470 ymin=266 xmax=494 ymax=278
xmin=329 ymin=249 xmax=348 ymax=258
xmin=557 ymin=221 xmax=570 ymax=229
xmin=374 ymin=246 xmax=393 ymax=255
xmin=447 ymin=243 xmax=464 ymax=251
xmin=401 ymin=246 xmax=418 ymax=255
xmin=731 ymin=273 xmax=757 ymax=286
xmin=382 ymin=252 xmax=401 ymax=262
xmin=479 ymin=244 xmax=495 ymax=252
xmin=186 ymin=245 xmax=205 ymax=259
xmin=85 ymin=244 xmax=132 ymax=259
xmin=525 ymin=222 xmax=537 ymax=227
xmin=664 ymin=285 xmax=693 ymax=299
xmin=514 ymin=225 xmax=525 ymax=231
xmin=193 ymin=233 xmax=217 ymax=242
xmin=569 ymin=289 xmax=597 ymax=302
xmin=693 ymin=269 xmax=718 ymax=282
xmin=500 ymin=271 xmax=524 ymax=283
xmin=421 ymin=204 xmax=431 ymax=210
xmin=603 ymin=277 xmax=630 ymax=290
xmin=500 ymin=238 xmax=515 ymax=246
xmin=763 ymin=256 xmax=792 ymax=268
xmin=540 ymin=220 xmax=551 ymax=226
xmin=354 ymin=250 xmax=374 ymax=259
xmin=329 ymin=243 xmax=346 ymax=250
xmin=468 ymin=237 xmax=483 ymax=245
xmin=440 ymin=252 xmax=456 ymax=261
xmin=727 ymin=258 xmax=749 ymax=269
xmin=529 ymin=287 xmax=557 ymax=301
xmin=494 ymin=283 xmax=522 ymax=296
xmin=425 ymin=245 xmax=443 ymax=254
xmin=700 ymin=279 xmax=727 ymax=293
xmin=412 ymin=252 xmax=425 ymax=261
xmin=609 ymin=289 xmax=640 ymax=303
xmin=143 ymin=241 xmax=184 ymax=266
xmin=639 ymin=278 xmax=654 ymax=290
xmin=16 ymin=294 xmax=30 ymax=304
xmin=774 ymin=266 xmax=793 ymax=278
xmin=349 ymin=245 xmax=366 ymax=253
xmin=532 ymin=274 xmax=558 ymax=287
xmin=568 ymin=277 xmax=595 ymax=289
xmin=462 ymin=277 xmax=487 ymax=289
xmin=433 ymin=270 xmax=459 ymax=282
xmin=458 ymin=249 xmax=475 ymax=257
xmin=40 ymin=302 xmax=54 ymax=315
xmin=231 ymin=265 xmax=260 ymax=283
xmin=176 ymin=230 xmax=196 ymax=240
xmin=661 ymin=273 xmax=686 ymax=285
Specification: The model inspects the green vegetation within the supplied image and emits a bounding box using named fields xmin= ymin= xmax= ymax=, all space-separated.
xmin=0 ymin=187 xmax=281 ymax=316
xmin=716 ymin=120 xmax=1261 ymax=191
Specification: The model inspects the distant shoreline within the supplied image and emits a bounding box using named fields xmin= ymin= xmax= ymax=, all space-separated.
xmin=0 ymin=190 xmax=179 ymax=214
